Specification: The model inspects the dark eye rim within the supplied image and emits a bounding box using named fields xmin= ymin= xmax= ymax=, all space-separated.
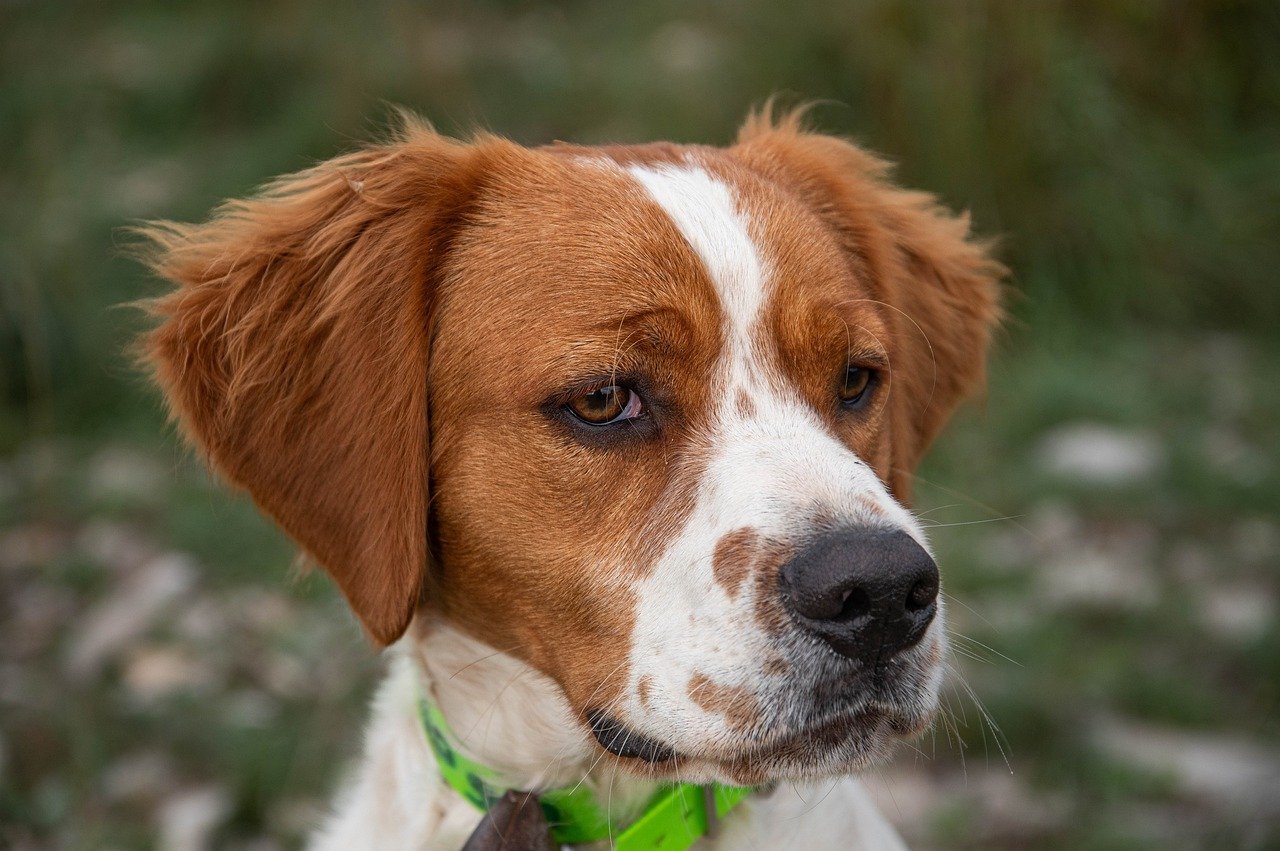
xmin=839 ymin=364 xmax=881 ymax=409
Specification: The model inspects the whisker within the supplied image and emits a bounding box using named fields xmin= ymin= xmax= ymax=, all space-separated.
xmin=898 ymin=740 xmax=930 ymax=761
xmin=851 ymin=323 xmax=894 ymax=408
xmin=448 ymin=643 xmax=531 ymax=679
xmin=790 ymin=778 xmax=841 ymax=822
xmin=937 ymin=687 xmax=968 ymax=780
xmin=948 ymin=643 xmax=995 ymax=666
xmin=940 ymin=591 xmax=1001 ymax=634
xmin=793 ymin=781 xmax=810 ymax=807
xmin=459 ymin=667 xmax=530 ymax=744
xmin=918 ymin=514 xmax=1025 ymax=529
xmin=913 ymin=502 xmax=964 ymax=518
xmin=900 ymin=470 xmax=1039 ymax=542
xmin=870 ymin=768 xmax=906 ymax=826
xmin=949 ymin=666 xmax=1013 ymax=773
xmin=949 ymin=629 xmax=1022 ymax=668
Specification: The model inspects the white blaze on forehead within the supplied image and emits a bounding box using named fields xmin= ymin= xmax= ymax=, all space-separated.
xmin=626 ymin=164 xmax=766 ymax=359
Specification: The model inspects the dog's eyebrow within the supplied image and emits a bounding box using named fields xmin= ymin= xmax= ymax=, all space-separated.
xmin=848 ymin=347 xmax=890 ymax=369
xmin=569 ymin=305 xmax=702 ymax=358
xmin=804 ymin=299 xmax=893 ymax=367
xmin=581 ymin=305 xmax=691 ymax=335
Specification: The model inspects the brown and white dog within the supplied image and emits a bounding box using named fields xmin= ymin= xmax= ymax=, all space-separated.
xmin=140 ymin=108 xmax=1001 ymax=849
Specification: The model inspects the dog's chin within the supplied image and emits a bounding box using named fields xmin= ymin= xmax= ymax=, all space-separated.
xmin=592 ymin=704 xmax=937 ymax=787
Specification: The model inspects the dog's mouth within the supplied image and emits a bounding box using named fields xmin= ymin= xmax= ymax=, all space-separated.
xmin=587 ymin=703 xmax=925 ymax=780
xmin=587 ymin=709 xmax=680 ymax=763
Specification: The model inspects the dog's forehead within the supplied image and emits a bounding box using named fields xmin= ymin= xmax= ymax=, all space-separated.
xmin=436 ymin=144 xmax=882 ymax=388
xmin=452 ymin=148 xmax=717 ymax=311
xmin=433 ymin=150 xmax=710 ymax=380
xmin=619 ymin=155 xmax=880 ymax=363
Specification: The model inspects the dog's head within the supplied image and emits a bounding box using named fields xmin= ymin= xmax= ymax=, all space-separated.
xmin=141 ymin=110 xmax=1000 ymax=785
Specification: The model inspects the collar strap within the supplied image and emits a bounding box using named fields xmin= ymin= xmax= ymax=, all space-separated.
xmin=417 ymin=692 xmax=753 ymax=848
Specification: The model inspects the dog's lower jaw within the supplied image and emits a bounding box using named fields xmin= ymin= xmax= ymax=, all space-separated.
xmin=309 ymin=621 xmax=908 ymax=850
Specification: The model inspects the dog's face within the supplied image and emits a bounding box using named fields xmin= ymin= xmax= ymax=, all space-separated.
xmin=143 ymin=112 xmax=1000 ymax=785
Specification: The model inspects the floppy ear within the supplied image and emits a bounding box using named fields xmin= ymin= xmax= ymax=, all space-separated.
xmin=139 ymin=121 xmax=478 ymax=645
xmin=733 ymin=109 xmax=1004 ymax=501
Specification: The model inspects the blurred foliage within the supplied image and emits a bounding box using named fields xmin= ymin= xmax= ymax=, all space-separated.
xmin=2 ymin=0 xmax=1279 ymax=448
xmin=1 ymin=1 xmax=1278 ymax=849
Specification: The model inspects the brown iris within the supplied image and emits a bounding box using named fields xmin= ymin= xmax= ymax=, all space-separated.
xmin=841 ymin=366 xmax=874 ymax=406
xmin=565 ymin=385 xmax=639 ymax=425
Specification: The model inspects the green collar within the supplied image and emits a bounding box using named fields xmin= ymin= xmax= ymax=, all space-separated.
xmin=417 ymin=691 xmax=753 ymax=848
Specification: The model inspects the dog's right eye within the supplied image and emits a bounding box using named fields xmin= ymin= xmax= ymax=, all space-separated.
xmin=564 ymin=385 xmax=643 ymax=426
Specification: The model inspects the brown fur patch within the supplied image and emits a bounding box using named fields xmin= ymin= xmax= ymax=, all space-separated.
xmin=712 ymin=528 xmax=762 ymax=598
xmin=722 ymin=533 xmax=796 ymax=638
xmin=713 ymin=528 xmax=793 ymax=605
xmin=854 ymin=494 xmax=888 ymax=518
xmin=688 ymin=673 xmax=759 ymax=732
xmin=754 ymin=561 xmax=792 ymax=638
xmin=637 ymin=675 xmax=654 ymax=708
xmin=924 ymin=636 xmax=943 ymax=668
xmin=762 ymin=654 xmax=789 ymax=677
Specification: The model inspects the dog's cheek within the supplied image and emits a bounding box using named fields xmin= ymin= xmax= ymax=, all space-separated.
xmin=545 ymin=589 xmax=641 ymax=713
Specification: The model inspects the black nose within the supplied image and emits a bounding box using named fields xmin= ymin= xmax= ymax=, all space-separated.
xmin=780 ymin=528 xmax=939 ymax=666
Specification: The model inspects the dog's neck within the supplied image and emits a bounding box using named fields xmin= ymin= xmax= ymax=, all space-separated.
xmin=315 ymin=618 xmax=908 ymax=850
xmin=404 ymin=618 xmax=659 ymax=822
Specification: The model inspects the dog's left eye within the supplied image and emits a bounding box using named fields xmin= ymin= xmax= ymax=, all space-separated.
xmin=564 ymin=385 xmax=643 ymax=426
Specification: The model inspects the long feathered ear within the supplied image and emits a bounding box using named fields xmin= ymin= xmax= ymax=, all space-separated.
xmin=138 ymin=121 xmax=479 ymax=645
xmin=733 ymin=108 xmax=1004 ymax=502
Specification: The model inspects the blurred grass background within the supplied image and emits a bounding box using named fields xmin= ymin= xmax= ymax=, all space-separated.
xmin=2 ymin=1 xmax=1278 ymax=849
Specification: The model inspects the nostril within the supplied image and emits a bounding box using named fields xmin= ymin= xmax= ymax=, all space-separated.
xmin=905 ymin=577 xmax=938 ymax=612
xmin=837 ymin=586 xmax=871 ymax=621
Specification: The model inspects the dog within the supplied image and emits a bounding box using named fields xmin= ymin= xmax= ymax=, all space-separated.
xmin=139 ymin=107 xmax=1001 ymax=849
